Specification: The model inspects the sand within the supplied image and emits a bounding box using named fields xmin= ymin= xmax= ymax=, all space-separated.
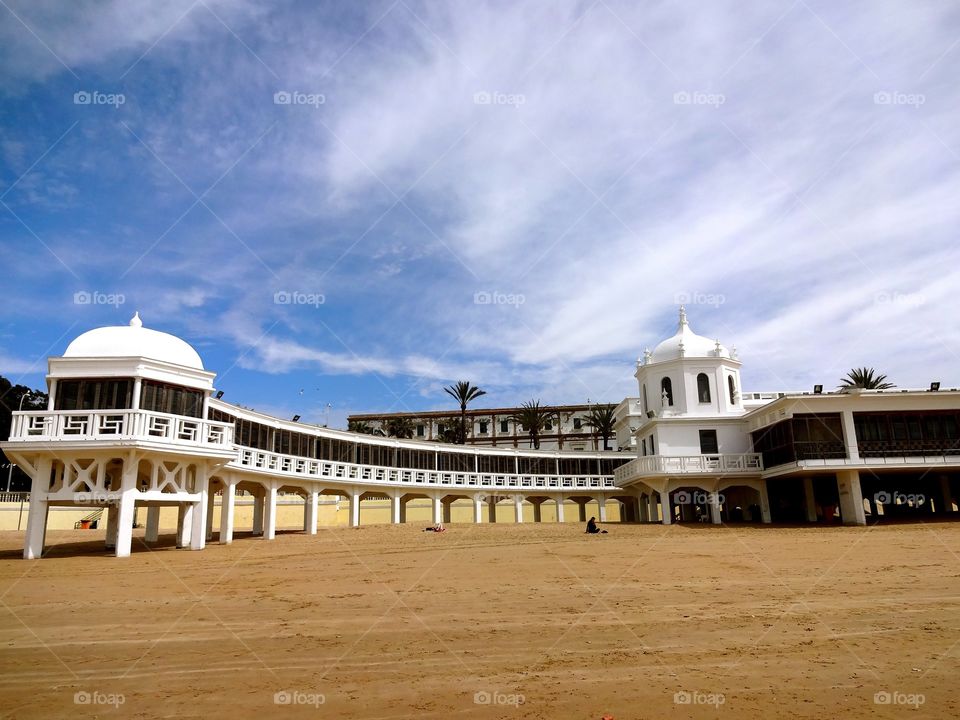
xmin=0 ymin=522 xmax=958 ymax=719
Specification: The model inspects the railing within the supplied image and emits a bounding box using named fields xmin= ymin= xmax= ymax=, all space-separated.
xmin=232 ymin=446 xmax=619 ymax=491
xmin=7 ymin=410 xmax=234 ymax=449
xmin=614 ymin=453 xmax=763 ymax=484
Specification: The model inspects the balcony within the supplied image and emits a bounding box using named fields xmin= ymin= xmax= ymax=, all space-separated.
xmin=614 ymin=453 xmax=763 ymax=484
xmin=6 ymin=410 xmax=234 ymax=451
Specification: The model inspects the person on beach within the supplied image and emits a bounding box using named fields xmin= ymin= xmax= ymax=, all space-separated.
xmin=585 ymin=516 xmax=604 ymax=534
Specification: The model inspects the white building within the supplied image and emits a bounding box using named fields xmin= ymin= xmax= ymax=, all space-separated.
xmin=3 ymin=309 xmax=959 ymax=560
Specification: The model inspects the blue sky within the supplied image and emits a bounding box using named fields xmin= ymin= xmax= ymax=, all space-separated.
xmin=1 ymin=0 xmax=959 ymax=427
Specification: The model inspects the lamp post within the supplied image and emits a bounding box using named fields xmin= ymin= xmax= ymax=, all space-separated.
xmin=5 ymin=394 xmax=27 ymax=493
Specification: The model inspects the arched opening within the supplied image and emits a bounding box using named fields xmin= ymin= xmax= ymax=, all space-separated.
xmin=660 ymin=377 xmax=673 ymax=407
xmin=728 ymin=375 xmax=737 ymax=405
xmin=697 ymin=373 xmax=711 ymax=403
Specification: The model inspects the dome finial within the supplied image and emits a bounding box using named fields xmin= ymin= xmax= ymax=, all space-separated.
xmin=678 ymin=305 xmax=688 ymax=327
xmin=129 ymin=311 xmax=142 ymax=328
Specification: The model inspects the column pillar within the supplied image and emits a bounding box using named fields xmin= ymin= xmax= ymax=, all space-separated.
xmin=555 ymin=496 xmax=565 ymax=523
xmin=390 ymin=493 xmax=402 ymax=524
xmin=220 ymin=479 xmax=236 ymax=544
xmin=488 ymin=496 xmax=497 ymax=523
xmin=647 ymin=493 xmax=658 ymax=522
xmin=431 ymin=495 xmax=443 ymax=525
xmin=840 ymin=410 xmax=860 ymax=462
xmin=442 ymin=499 xmax=452 ymax=524
xmin=473 ymin=495 xmax=483 ymax=523
xmin=145 ymin=505 xmax=160 ymax=542
xmin=304 ymin=490 xmax=318 ymax=534
xmin=513 ymin=495 xmax=524 ymax=523
xmin=836 ymin=470 xmax=866 ymax=526
xmin=709 ymin=491 xmax=722 ymax=525
xmin=176 ymin=504 xmax=193 ymax=547
xmin=660 ymin=490 xmax=672 ymax=525
xmin=23 ymin=459 xmax=51 ymax=560
xmin=940 ymin=476 xmax=955 ymax=514
xmin=190 ymin=469 xmax=209 ymax=550
xmin=205 ymin=486 xmax=216 ymax=541
xmin=399 ymin=495 xmax=407 ymax=523
xmin=105 ymin=503 xmax=120 ymax=550
xmin=758 ymin=480 xmax=772 ymax=524
xmin=597 ymin=495 xmax=607 ymax=522
xmin=264 ymin=483 xmax=278 ymax=539
xmin=803 ymin=477 xmax=817 ymax=523
xmin=114 ymin=493 xmax=137 ymax=558
xmin=349 ymin=490 xmax=361 ymax=528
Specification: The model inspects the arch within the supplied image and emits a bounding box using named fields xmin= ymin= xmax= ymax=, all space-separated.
xmin=660 ymin=377 xmax=673 ymax=406
xmin=728 ymin=374 xmax=737 ymax=405
xmin=697 ymin=373 xmax=711 ymax=403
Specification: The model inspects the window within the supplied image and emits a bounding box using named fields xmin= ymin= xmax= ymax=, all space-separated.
xmin=660 ymin=377 xmax=673 ymax=406
xmin=728 ymin=375 xmax=737 ymax=405
xmin=544 ymin=421 xmax=552 ymax=431
xmin=140 ymin=380 xmax=202 ymax=417
xmin=697 ymin=373 xmax=711 ymax=403
xmin=699 ymin=429 xmax=719 ymax=454
xmin=55 ymin=378 xmax=133 ymax=411
xmin=642 ymin=384 xmax=648 ymax=414
xmin=649 ymin=435 xmax=655 ymax=455
xmin=500 ymin=420 xmax=509 ymax=433
xmin=479 ymin=421 xmax=488 ymax=434
xmin=573 ymin=417 xmax=582 ymax=430
xmin=641 ymin=437 xmax=647 ymax=456
xmin=416 ymin=424 xmax=424 ymax=437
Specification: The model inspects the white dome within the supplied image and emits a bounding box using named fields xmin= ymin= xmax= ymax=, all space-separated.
xmin=63 ymin=313 xmax=204 ymax=369
xmin=648 ymin=307 xmax=730 ymax=363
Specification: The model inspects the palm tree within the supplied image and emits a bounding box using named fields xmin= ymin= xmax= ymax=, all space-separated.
xmin=443 ymin=381 xmax=487 ymax=444
xmin=347 ymin=420 xmax=376 ymax=435
xmin=838 ymin=367 xmax=895 ymax=391
xmin=384 ymin=416 xmax=414 ymax=439
xmin=584 ymin=404 xmax=617 ymax=451
xmin=508 ymin=400 xmax=554 ymax=450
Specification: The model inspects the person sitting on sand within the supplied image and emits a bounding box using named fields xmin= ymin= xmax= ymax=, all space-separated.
xmin=586 ymin=516 xmax=606 ymax=534
xmin=424 ymin=523 xmax=446 ymax=533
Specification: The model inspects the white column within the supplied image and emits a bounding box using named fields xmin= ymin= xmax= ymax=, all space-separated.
xmin=252 ymin=494 xmax=264 ymax=536
xmin=114 ymin=493 xmax=137 ymax=558
xmin=131 ymin=378 xmax=142 ymax=411
xmin=23 ymin=460 xmax=51 ymax=560
xmin=709 ymin=492 xmax=722 ymax=525
xmin=513 ymin=495 xmax=523 ymax=523
xmin=660 ymin=490 xmax=672 ymax=525
xmin=391 ymin=494 xmax=402 ymax=524
xmin=304 ymin=490 xmax=318 ymax=534
xmin=432 ymin=495 xmax=443 ymax=525
xmin=190 ymin=482 xmax=208 ymax=551
xmin=349 ymin=491 xmax=361 ymax=527
xmin=46 ymin=380 xmax=58 ymax=410
xmin=220 ymin=479 xmax=236 ymax=544
xmin=836 ymin=470 xmax=866 ymax=526
xmin=597 ymin=495 xmax=607 ymax=522
xmin=840 ymin=410 xmax=860 ymax=462
xmin=105 ymin=503 xmax=119 ymax=550
xmin=205 ymin=487 xmax=216 ymax=541
xmin=758 ymin=480 xmax=772 ymax=524
xmin=264 ymin=484 xmax=278 ymax=539
xmin=473 ymin=495 xmax=483 ymax=523
xmin=176 ymin=504 xmax=193 ymax=547
xmin=803 ymin=477 xmax=817 ymax=523
xmin=555 ymin=496 xmax=565 ymax=523
xmin=145 ymin=505 xmax=160 ymax=542
xmin=638 ymin=495 xmax=648 ymax=522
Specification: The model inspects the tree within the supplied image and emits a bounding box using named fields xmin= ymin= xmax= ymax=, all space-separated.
xmin=443 ymin=380 xmax=486 ymax=444
xmin=508 ymin=400 xmax=554 ymax=450
xmin=584 ymin=403 xmax=617 ymax=451
xmin=384 ymin=416 xmax=414 ymax=439
xmin=435 ymin=422 xmax=461 ymax=444
xmin=838 ymin=367 xmax=895 ymax=391
xmin=347 ymin=419 xmax=377 ymax=435
xmin=0 ymin=376 xmax=48 ymax=492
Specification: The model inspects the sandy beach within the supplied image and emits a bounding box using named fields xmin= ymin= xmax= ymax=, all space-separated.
xmin=1 ymin=522 xmax=958 ymax=719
